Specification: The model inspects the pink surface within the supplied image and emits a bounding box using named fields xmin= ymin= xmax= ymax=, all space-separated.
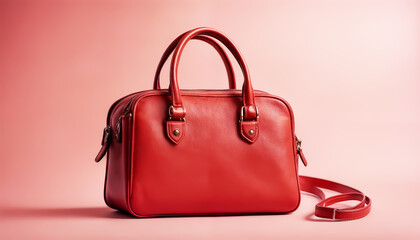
xmin=0 ymin=0 xmax=419 ymax=239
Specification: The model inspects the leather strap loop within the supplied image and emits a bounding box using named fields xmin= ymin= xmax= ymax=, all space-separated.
xmin=154 ymin=33 xmax=236 ymax=90
xmin=299 ymin=175 xmax=372 ymax=220
xmin=169 ymin=27 xmax=257 ymax=120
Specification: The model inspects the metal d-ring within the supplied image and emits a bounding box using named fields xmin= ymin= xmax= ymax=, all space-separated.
xmin=240 ymin=106 xmax=259 ymax=122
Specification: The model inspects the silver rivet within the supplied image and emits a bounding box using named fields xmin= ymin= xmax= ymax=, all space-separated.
xmin=173 ymin=129 xmax=180 ymax=136
xmin=249 ymin=129 xmax=254 ymax=135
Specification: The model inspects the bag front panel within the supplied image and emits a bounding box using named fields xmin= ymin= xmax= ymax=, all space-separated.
xmin=128 ymin=91 xmax=300 ymax=216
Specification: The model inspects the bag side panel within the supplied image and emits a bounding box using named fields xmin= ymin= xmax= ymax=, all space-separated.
xmin=129 ymin=93 xmax=300 ymax=216
xmin=103 ymin=99 xmax=132 ymax=212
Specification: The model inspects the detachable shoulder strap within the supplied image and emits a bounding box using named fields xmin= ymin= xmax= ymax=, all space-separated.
xmin=299 ymin=175 xmax=372 ymax=220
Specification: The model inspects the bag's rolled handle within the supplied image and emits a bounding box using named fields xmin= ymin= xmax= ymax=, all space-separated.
xmin=169 ymin=27 xmax=257 ymax=120
xmin=165 ymin=27 xmax=259 ymax=144
xmin=153 ymin=34 xmax=236 ymax=90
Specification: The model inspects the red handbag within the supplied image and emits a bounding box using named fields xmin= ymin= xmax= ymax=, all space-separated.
xmin=95 ymin=27 xmax=371 ymax=220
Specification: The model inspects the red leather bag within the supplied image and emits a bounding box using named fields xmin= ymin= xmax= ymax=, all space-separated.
xmin=95 ymin=27 xmax=371 ymax=220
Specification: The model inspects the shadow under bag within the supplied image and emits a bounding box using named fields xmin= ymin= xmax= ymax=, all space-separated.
xmin=95 ymin=27 xmax=371 ymax=220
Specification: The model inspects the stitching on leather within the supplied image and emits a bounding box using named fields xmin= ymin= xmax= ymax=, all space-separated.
xmin=166 ymin=121 xmax=185 ymax=144
xmin=240 ymin=121 xmax=259 ymax=143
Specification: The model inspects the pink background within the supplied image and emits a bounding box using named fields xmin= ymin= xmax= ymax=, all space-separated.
xmin=1 ymin=0 xmax=419 ymax=239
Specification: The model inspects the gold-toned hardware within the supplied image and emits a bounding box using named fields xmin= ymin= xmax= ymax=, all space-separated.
xmin=168 ymin=117 xmax=186 ymax=122
xmin=168 ymin=105 xmax=174 ymax=117
xmin=296 ymin=136 xmax=302 ymax=152
xmin=115 ymin=113 xmax=132 ymax=143
xmin=173 ymin=129 xmax=180 ymax=136
xmin=102 ymin=126 xmax=112 ymax=145
xmin=115 ymin=116 xmax=122 ymax=142
xmin=249 ymin=129 xmax=254 ymax=135
xmin=240 ymin=106 xmax=259 ymax=121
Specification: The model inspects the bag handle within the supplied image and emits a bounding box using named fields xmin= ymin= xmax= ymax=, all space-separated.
xmin=153 ymin=34 xmax=236 ymax=90
xmin=168 ymin=27 xmax=258 ymax=121
xmin=165 ymin=27 xmax=259 ymax=144
xmin=299 ymin=175 xmax=371 ymax=220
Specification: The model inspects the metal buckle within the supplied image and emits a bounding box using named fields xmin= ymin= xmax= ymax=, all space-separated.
xmin=332 ymin=208 xmax=338 ymax=220
xmin=240 ymin=106 xmax=259 ymax=121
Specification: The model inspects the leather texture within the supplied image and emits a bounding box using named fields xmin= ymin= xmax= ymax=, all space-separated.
xmin=95 ymin=27 xmax=371 ymax=220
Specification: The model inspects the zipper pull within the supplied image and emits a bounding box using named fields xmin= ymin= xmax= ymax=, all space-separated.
xmin=95 ymin=125 xmax=112 ymax=162
xmin=115 ymin=116 xmax=122 ymax=142
xmin=296 ymin=136 xmax=308 ymax=166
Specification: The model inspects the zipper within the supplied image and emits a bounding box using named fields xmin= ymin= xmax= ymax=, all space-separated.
xmin=115 ymin=96 xmax=137 ymax=142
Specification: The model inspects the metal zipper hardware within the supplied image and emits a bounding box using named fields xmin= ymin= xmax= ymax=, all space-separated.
xmin=296 ymin=136 xmax=302 ymax=152
xmin=102 ymin=125 xmax=112 ymax=145
xmin=115 ymin=116 xmax=123 ymax=142
xmin=115 ymin=97 xmax=136 ymax=142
